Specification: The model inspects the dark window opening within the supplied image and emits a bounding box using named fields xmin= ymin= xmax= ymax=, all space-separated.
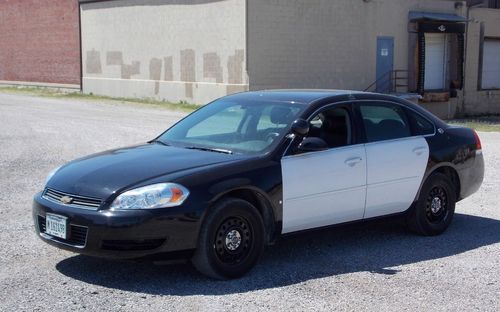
xmin=405 ymin=109 xmax=435 ymax=136
xmin=307 ymin=107 xmax=352 ymax=149
xmin=357 ymin=103 xmax=411 ymax=143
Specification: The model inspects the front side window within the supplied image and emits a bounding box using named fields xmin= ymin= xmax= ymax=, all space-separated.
xmin=306 ymin=107 xmax=352 ymax=148
xmin=159 ymin=99 xmax=304 ymax=155
xmin=358 ymin=102 xmax=411 ymax=142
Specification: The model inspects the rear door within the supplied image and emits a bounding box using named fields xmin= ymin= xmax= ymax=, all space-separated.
xmin=355 ymin=101 xmax=430 ymax=218
xmin=281 ymin=105 xmax=366 ymax=233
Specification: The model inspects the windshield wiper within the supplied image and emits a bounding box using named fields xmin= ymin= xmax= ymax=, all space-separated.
xmin=184 ymin=146 xmax=233 ymax=154
xmin=150 ymin=139 xmax=170 ymax=146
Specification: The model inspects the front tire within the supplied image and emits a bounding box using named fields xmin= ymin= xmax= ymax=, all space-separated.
xmin=192 ymin=197 xmax=265 ymax=279
xmin=406 ymin=173 xmax=456 ymax=236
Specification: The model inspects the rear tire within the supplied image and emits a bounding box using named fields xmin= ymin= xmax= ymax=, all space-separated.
xmin=406 ymin=173 xmax=456 ymax=236
xmin=192 ymin=197 xmax=265 ymax=279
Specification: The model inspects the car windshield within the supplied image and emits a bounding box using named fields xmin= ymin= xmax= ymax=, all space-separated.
xmin=157 ymin=98 xmax=305 ymax=155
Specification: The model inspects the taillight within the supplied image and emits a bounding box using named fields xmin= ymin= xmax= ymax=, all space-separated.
xmin=473 ymin=130 xmax=482 ymax=150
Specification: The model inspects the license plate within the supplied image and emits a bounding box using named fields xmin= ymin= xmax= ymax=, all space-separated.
xmin=46 ymin=213 xmax=67 ymax=239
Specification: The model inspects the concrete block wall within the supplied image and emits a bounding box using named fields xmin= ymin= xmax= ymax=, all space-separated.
xmin=81 ymin=0 xmax=247 ymax=105
xmin=463 ymin=8 xmax=500 ymax=115
xmin=0 ymin=0 xmax=80 ymax=87
xmin=247 ymin=0 xmax=459 ymax=92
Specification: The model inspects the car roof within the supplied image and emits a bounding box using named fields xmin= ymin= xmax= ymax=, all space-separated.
xmin=221 ymin=89 xmax=446 ymax=126
xmin=223 ymin=89 xmax=366 ymax=104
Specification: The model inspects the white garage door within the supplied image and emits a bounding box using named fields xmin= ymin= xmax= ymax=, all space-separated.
xmin=424 ymin=33 xmax=447 ymax=90
xmin=482 ymin=40 xmax=500 ymax=89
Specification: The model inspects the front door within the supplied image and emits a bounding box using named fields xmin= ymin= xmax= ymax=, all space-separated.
xmin=281 ymin=106 xmax=367 ymax=233
xmin=376 ymin=37 xmax=394 ymax=93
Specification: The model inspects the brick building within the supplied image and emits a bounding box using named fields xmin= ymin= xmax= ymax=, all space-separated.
xmin=0 ymin=0 xmax=499 ymax=118
xmin=0 ymin=0 xmax=80 ymax=88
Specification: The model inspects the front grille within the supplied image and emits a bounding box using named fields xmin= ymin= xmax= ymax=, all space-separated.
xmin=43 ymin=188 xmax=102 ymax=210
xmin=38 ymin=215 xmax=88 ymax=247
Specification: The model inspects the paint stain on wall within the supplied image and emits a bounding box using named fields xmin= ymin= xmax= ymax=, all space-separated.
xmin=121 ymin=61 xmax=140 ymax=79
xmin=180 ymin=49 xmax=196 ymax=82
xmin=86 ymin=50 xmax=102 ymax=74
xmin=106 ymin=51 xmax=123 ymax=66
xmin=203 ymin=52 xmax=223 ymax=83
xmin=228 ymin=49 xmax=244 ymax=84
xmin=164 ymin=56 xmax=173 ymax=81
xmin=149 ymin=58 xmax=162 ymax=94
xmin=105 ymin=50 xmax=139 ymax=80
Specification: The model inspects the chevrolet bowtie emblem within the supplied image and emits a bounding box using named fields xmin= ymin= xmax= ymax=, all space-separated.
xmin=60 ymin=196 xmax=73 ymax=204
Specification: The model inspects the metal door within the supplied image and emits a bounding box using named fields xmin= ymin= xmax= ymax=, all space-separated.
xmin=364 ymin=136 xmax=429 ymax=218
xmin=424 ymin=33 xmax=447 ymax=90
xmin=281 ymin=145 xmax=367 ymax=233
xmin=376 ymin=37 xmax=394 ymax=93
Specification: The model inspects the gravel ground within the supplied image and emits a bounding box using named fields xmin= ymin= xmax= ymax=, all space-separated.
xmin=0 ymin=93 xmax=498 ymax=311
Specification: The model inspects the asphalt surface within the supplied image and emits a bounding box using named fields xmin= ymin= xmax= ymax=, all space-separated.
xmin=0 ymin=92 xmax=499 ymax=311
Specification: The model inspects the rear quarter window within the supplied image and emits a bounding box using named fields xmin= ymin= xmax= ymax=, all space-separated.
xmin=406 ymin=109 xmax=435 ymax=136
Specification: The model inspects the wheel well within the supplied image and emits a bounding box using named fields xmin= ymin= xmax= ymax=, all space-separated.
xmin=215 ymin=189 xmax=276 ymax=244
xmin=432 ymin=166 xmax=461 ymax=199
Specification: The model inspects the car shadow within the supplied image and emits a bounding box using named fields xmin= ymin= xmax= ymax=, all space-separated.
xmin=56 ymin=213 xmax=500 ymax=296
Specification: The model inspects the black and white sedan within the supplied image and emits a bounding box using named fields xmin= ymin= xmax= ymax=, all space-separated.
xmin=33 ymin=90 xmax=484 ymax=279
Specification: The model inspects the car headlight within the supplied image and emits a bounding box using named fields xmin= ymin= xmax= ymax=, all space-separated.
xmin=110 ymin=183 xmax=189 ymax=210
xmin=45 ymin=166 xmax=61 ymax=185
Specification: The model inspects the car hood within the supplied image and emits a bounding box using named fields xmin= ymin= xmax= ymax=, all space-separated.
xmin=47 ymin=143 xmax=244 ymax=199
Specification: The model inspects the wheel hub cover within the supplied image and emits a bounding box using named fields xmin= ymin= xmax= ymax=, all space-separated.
xmin=225 ymin=230 xmax=242 ymax=251
xmin=431 ymin=197 xmax=442 ymax=214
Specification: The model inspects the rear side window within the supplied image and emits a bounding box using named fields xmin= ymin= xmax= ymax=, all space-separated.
xmin=406 ymin=110 xmax=435 ymax=136
xmin=358 ymin=103 xmax=411 ymax=142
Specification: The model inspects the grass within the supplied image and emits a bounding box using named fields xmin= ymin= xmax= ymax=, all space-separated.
xmin=447 ymin=116 xmax=500 ymax=132
xmin=447 ymin=121 xmax=500 ymax=132
xmin=2 ymin=85 xmax=500 ymax=132
xmin=0 ymin=86 xmax=199 ymax=112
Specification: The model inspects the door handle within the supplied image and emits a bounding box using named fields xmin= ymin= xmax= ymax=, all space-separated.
xmin=345 ymin=157 xmax=362 ymax=167
xmin=412 ymin=146 xmax=427 ymax=156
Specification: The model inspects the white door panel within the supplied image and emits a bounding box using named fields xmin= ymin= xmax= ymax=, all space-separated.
xmin=281 ymin=145 xmax=366 ymax=233
xmin=424 ymin=33 xmax=447 ymax=90
xmin=365 ymin=177 xmax=423 ymax=218
xmin=482 ymin=40 xmax=500 ymax=89
xmin=283 ymin=187 xmax=366 ymax=233
xmin=364 ymin=136 xmax=429 ymax=218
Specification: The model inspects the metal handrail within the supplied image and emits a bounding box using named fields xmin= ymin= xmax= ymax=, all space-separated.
xmin=364 ymin=70 xmax=410 ymax=94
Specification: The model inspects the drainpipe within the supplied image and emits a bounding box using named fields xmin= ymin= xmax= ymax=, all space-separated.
xmin=461 ymin=1 xmax=470 ymax=116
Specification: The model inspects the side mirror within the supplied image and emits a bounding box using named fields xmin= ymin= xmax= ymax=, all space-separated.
xmin=291 ymin=119 xmax=309 ymax=137
xmin=298 ymin=137 xmax=329 ymax=152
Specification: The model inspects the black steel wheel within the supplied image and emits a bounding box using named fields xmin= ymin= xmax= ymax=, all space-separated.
xmin=214 ymin=216 xmax=253 ymax=265
xmin=192 ymin=197 xmax=265 ymax=279
xmin=406 ymin=172 xmax=456 ymax=236
xmin=425 ymin=186 xmax=449 ymax=224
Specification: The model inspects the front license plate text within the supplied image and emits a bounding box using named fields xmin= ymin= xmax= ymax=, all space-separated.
xmin=45 ymin=214 xmax=67 ymax=239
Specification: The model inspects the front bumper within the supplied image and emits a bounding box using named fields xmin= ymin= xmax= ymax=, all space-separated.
xmin=32 ymin=192 xmax=201 ymax=259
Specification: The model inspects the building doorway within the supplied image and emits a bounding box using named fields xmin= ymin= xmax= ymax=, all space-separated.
xmin=424 ymin=33 xmax=448 ymax=91
xmin=376 ymin=37 xmax=394 ymax=93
